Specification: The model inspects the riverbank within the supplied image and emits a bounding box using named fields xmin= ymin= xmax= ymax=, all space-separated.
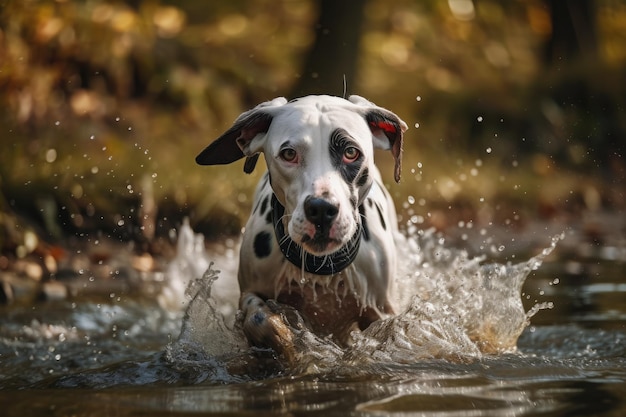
xmin=1 ymin=200 xmax=624 ymax=308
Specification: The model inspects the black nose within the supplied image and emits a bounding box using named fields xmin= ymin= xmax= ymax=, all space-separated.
xmin=304 ymin=197 xmax=339 ymax=232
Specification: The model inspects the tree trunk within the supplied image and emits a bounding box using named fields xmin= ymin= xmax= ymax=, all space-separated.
xmin=290 ymin=0 xmax=368 ymax=97
xmin=544 ymin=0 xmax=597 ymax=65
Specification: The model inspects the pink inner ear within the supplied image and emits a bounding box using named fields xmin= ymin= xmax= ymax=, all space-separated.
xmin=370 ymin=121 xmax=397 ymax=134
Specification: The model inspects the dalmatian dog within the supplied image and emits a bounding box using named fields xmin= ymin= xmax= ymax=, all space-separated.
xmin=196 ymin=95 xmax=407 ymax=360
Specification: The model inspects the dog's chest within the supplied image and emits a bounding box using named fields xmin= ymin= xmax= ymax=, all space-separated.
xmin=238 ymin=170 xmax=397 ymax=332
xmin=275 ymin=277 xmax=373 ymax=342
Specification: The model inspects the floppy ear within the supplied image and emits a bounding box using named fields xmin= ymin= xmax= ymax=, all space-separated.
xmin=349 ymin=95 xmax=408 ymax=183
xmin=195 ymin=97 xmax=288 ymax=173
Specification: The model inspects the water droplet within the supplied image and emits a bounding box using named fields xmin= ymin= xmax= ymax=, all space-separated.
xmin=486 ymin=147 xmax=492 ymax=153
xmin=45 ymin=149 xmax=57 ymax=163
xmin=416 ymin=96 xmax=422 ymax=101
xmin=410 ymin=215 xmax=424 ymax=224
xmin=477 ymin=116 xmax=483 ymax=122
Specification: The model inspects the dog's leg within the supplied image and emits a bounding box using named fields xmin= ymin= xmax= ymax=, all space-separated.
xmin=240 ymin=292 xmax=296 ymax=363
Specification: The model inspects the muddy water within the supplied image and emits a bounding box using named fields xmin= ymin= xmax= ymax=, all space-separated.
xmin=1 ymin=220 xmax=625 ymax=416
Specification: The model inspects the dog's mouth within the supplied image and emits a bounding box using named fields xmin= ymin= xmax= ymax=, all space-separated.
xmin=272 ymin=194 xmax=362 ymax=275
xmin=300 ymin=233 xmax=342 ymax=255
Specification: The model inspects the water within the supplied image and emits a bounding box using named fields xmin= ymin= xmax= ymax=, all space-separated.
xmin=1 ymin=219 xmax=625 ymax=416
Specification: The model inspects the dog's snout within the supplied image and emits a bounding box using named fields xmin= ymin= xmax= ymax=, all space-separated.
xmin=304 ymin=197 xmax=339 ymax=229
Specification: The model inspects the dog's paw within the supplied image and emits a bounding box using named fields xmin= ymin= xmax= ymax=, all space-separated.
xmin=266 ymin=299 xmax=306 ymax=329
xmin=240 ymin=294 xmax=297 ymax=363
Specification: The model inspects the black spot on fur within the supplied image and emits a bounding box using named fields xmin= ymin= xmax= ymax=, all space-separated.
xmin=359 ymin=204 xmax=370 ymax=241
xmin=251 ymin=311 xmax=266 ymax=325
xmin=375 ymin=202 xmax=387 ymax=230
xmin=356 ymin=167 xmax=370 ymax=187
xmin=261 ymin=172 xmax=270 ymax=189
xmin=265 ymin=209 xmax=273 ymax=225
xmin=252 ymin=198 xmax=261 ymax=214
xmin=350 ymin=195 xmax=358 ymax=209
xmin=260 ymin=195 xmax=269 ymax=215
xmin=253 ymin=231 xmax=272 ymax=258
xmin=329 ymin=128 xmax=363 ymax=184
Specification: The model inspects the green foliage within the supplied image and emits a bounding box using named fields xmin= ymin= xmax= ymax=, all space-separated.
xmin=0 ymin=0 xmax=624 ymax=247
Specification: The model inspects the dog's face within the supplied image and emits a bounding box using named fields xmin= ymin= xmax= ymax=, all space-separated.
xmin=196 ymin=95 xmax=407 ymax=256
xmin=265 ymin=100 xmax=376 ymax=254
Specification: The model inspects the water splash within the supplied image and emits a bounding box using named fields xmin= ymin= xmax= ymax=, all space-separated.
xmin=167 ymin=224 xmax=564 ymax=376
xmin=346 ymin=230 xmax=564 ymax=365
xmin=172 ymin=264 xmax=246 ymax=358
xmin=165 ymin=262 xmax=285 ymax=381
xmin=159 ymin=219 xmax=213 ymax=310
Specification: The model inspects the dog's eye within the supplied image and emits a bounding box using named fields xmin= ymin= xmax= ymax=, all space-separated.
xmin=279 ymin=148 xmax=298 ymax=162
xmin=343 ymin=146 xmax=360 ymax=163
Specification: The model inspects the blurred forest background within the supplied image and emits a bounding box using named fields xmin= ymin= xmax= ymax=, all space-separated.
xmin=0 ymin=0 xmax=625 ymax=258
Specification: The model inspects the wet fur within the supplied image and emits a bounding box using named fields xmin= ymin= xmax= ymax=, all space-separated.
xmin=196 ymin=95 xmax=408 ymax=360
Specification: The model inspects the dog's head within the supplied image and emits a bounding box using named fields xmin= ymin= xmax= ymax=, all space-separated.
xmin=196 ymin=95 xmax=407 ymax=256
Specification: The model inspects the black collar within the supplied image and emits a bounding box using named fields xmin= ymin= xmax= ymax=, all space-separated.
xmin=271 ymin=195 xmax=362 ymax=275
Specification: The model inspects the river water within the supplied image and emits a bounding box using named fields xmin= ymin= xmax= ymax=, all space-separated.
xmin=1 ymin=215 xmax=625 ymax=416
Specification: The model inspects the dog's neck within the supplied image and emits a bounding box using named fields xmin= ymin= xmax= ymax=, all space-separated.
xmin=271 ymin=195 xmax=362 ymax=275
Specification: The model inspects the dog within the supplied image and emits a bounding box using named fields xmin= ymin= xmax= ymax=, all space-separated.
xmin=196 ymin=95 xmax=407 ymax=360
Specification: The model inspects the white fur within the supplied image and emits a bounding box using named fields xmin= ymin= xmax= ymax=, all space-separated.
xmin=197 ymin=95 xmax=408 ymax=352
